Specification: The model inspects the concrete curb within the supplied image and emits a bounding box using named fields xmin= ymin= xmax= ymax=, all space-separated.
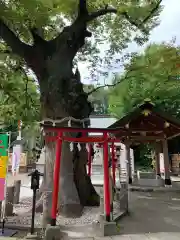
xmin=0 ymin=238 xmax=17 ymax=240
xmin=1 ymin=224 xmax=39 ymax=231
xmin=129 ymin=186 xmax=180 ymax=193
xmin=3 ymin=223 xmax=94 ymax=232
xmin=129 ymin=187 xmax=154 ymax=192
xmin=113 ymin=210 xmax=128 ymax=222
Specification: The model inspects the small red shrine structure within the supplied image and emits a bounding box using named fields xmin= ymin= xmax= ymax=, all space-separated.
xmin=108 ymin=100 xmax=180 ymax=185
xmin=42 ymin=123 xmax=125 ymax=226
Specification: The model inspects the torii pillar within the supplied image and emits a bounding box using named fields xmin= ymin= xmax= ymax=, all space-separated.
xmin=155 ymin=142 xmax=161 ymax=177
xmin=162 ymin=138 xmax=171 ymax=185
xmin=126 ymin=143 xmax=132 ymax=184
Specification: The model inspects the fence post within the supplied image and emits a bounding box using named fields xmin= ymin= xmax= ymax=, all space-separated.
xmin=6 ymin=186 xmax=15 ymax=216
xmin=119 ymin=182 xmax=128 ymax=213
xmin=99 ymin=196 xmax=104 ymax=214
xmin=14 ymin=180 xmax=21 ymax=204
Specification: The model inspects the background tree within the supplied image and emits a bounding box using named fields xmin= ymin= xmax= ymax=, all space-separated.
xmin=0 ymin=0 xmax=163 ymax=221
xmin=0 ymin=44 xmax=40 ymax=149
xmin=84 ymin=84 xmax=109 ymax=114
xmin=108 ymin=42 xmax=180 ymax=168
xmin=109 ymin=42 xmax=180 ymax=117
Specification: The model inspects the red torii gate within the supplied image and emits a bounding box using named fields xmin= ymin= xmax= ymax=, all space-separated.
xmin=42 ymin=124 xmax=123 ymax=226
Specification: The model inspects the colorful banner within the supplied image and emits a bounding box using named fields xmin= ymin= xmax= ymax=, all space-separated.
xmin=12 ymin=145 xmax=22 ymax=176
xmin=0 ymin=134 xmax=9 ymax=201
xmin=0 ymin=178 xmax=6 ymax=201
xmin=0 ymin=134 xmax=8 ymax=156
xmin=0 ymin=156 xmax=8 ymax=178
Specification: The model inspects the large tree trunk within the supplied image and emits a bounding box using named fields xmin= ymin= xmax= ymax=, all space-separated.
xmin=39 ymin=52 xmax=99 ymax=225
xmin=73 ymin=141 xmax=100 ymax=206
xmin=42 ymin=138 xmax=82 ymax=225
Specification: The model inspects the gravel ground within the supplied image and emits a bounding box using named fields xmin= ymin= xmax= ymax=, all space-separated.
xmin=7 ymin=201 xmax=101 ymax=227
xmin=5 ymin=184 xmax=121 ymax=228
xmin=3 ymin=173 xmax=104 ymax=238
xmin=5 ymin=199 xmax=120 ymax=239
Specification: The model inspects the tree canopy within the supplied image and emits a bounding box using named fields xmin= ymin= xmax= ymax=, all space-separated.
xmin=0 ymin=0 xmax=163 ymax=77
xmin=108 ymin=41 xmax=180 ymax=118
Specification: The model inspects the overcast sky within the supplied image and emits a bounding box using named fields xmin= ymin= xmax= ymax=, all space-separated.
xmin=79 ymin=0 xmax=180 ymax=84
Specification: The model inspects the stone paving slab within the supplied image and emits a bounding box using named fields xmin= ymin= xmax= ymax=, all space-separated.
xmin=0 ymin=238 xmax=17 ymax=240
xmin=71 ymin=233 xmax=180 ymax=240
xmin=129 ymin=185 xmax=180 ymax=193
xmin=92 ymin=232 xmax=180 ymax=239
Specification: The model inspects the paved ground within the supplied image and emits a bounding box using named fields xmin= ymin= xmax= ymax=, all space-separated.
xmin=112 ymin=191 xmax=180 ymax=239
xmin=94 ymin=232 xmax=180 ymax=239
xmin=61 ymin=190 xmax=180 ymax=239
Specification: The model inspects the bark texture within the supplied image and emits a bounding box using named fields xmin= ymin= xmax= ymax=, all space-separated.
xmin=40 ymin=62 xmax=100 ymax=224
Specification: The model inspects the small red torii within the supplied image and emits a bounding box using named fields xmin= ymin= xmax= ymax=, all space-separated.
xmin=42 ymin=123 xmax=122 ymax=225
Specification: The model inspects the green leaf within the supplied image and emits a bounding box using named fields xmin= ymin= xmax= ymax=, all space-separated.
xmin=108 ymin=42 xmax=180 ymax=118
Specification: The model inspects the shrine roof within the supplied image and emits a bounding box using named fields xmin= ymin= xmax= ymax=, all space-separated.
xmin=89 ymin=115 xmax=117 ymax=136
xmin=108 ymin=100 xmax=180 ymax=143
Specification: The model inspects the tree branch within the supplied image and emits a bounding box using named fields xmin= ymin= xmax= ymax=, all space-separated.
xmin=141 ymin=0 xmax=163 ymax=24
xmin=87 ymin=7 xmax=117 ymax=21
xmin=122 ymin=0 xmax=163 ymax=29
xmin=87 ymin=0 xmax=162 ymax=23
xmin=0 ymin=19 xmax=31 ymax=58
xmin=31 ymin=28 xmax=47 ymax=46
xmin=0 ymin=49 xmax=11 ymax=54
xmin=78 ymin=0 xmax=88 ymax=17
xmin=16 ymin=65 xmax=40 ymax=108
xmin=87 ymin=74 xmax=137 ymax=95
xmin=87 ymin=65 xmax=148 ymax=95
xmin=87 ymin=83 xmax=119 ymax=95
xmin=121 ymin=12 xmax=140 ymax=28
